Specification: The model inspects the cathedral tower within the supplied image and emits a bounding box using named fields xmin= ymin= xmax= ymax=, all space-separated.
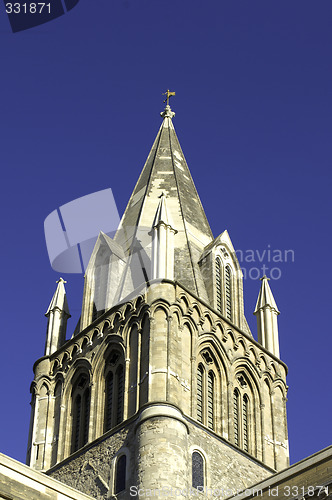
xmin=27 ymin=100 xmax=289 ymax=498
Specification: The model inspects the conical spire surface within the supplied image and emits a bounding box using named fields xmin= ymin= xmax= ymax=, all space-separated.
xmin=254 ymin=275 xmax=279 ymax=313
xmin=46 ymin=277 xmax=70 ymax=317
xmin=114 ymin=105 xmax=213 ymax=299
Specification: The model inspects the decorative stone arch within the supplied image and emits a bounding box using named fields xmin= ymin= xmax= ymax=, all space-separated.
xmin=81 ymin=336 xmax=90 ymax=352
xmin=51 ymin=358 xmax=61 ymax=375
xmin=201 ymin=313 xmax=214 ymax=333
xmin=60 ymin=360 xmax=92 ymax=459
xmin=91 ymin=328 xmax=100 ymax=344
xmin=235 ymin=338 xmax=248 ymax=357
xmin=225 ymin=329 xmax=236 ymax=349
xmin=214 ymin=322 xmax=224 ymax=339
xmin=35 ymin=377 xmax=51 ymax=395
xmin=53 ymin=372 xmax=65 ymax=390
xmin=122 ymin=317 xmax=140 ymax=346
xmin=123 ymin=302 xmax=134 ymax=322
xmin=110 ymin=311 xmax=123 ymax=332
xmin=248 ymin=346 xmax=259 ymax=366
xmin=134 ymin=294 xmax=144 ymax=312
xmin=195 ymin=338 xmax=229 ymax=435
xmin=269 ymin=361 xmax=280 ymax=379
xmin=169 ymin=304 xmax=181 ymax=326
xmin=102 ymin=320 xmax=111 ymax=335
xmin=178 ymin=294 xmax=190 ymax=315
xmin=91 ymin=339 xmax=126 ymax=438
xmin=70 ymin=343 xmax=82 ymax=360
xmin=190 ymin=303 xmax=203 ymax=324
xmin=272 ymin=380 xmax=287 ymax=399
xmin=258 ymin=354 xmax=269 ymax=373
xmin=150 ymin=298 xmax=171 ymax=317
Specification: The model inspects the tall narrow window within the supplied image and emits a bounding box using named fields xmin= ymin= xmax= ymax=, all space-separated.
xmin=116 ymin=365 xmax=124 ymax=425
xmin=105 ymin=372 xmax=114 ymax=431
xmin=233 ymin=389 xmax=239 ymax=446
xmin=207 ymin=371 xmax=214 ymax=430
xmin=82 ymin=388 xmax=90 ymax=446
xmin=197 ymin=365 xmax=203 ymax=423
xmin=192 ymin=451 xmax=204 ymax=489
xmin=243 ymin=394 xmax=249 ymax=452
xmin=104 ymin=351 xmax=125 ymax=432
xmin=72 ymin=394 xmax=81 ymax=452
xmin=71 ymin=374 xmax=90 ymax=453
xmin=51 ymin=382 xmax=62 ymax=466
xmin=115 ymin=454 xmax=126 ymax=494
xmin=225 ymin=266 xmax=232 ymax=320
xmin=215 ymin=258 xmax=222 ymax=313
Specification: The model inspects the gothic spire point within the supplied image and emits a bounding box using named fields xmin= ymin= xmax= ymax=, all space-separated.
xmin=56 ymin=277 xmax=67 ymax=284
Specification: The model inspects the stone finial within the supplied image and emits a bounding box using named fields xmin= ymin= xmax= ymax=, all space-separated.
xmin=160 ymin=104 xmax=175 ymax=119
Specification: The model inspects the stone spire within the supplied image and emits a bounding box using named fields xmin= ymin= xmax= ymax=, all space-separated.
xmin=114 ymin=102 xmax=213 ymax=301
xmin=254 ymin=275 xmax=280 ymax=358
xmin=45 ymin=278 xmax=70 ymax=356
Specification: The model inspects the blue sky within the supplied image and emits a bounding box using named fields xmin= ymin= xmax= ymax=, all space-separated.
xmin=0 ymin=0 xmax=331 ymax=466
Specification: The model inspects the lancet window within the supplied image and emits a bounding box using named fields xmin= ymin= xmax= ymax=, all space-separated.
xmin=115 ymin=454 xmax=127 ymax=494
xmin=233 ymin=374 xmax=252 ymax=452
xmin=215 ymin=258 xmax=222 ymax=313
xmin=225 ymin=265 xmax=232 ymax=320
xmin=196 ymin=351 xmax=217 ymax=431
xmin=192 ymin=451 xmax=205 ymax=490
xmin=104 ymin=351 xmax=125 ymax=432
xmin=215 ymin=251 xmax=234 ymax=322
xmin=71 ymin=374 xmax=90 ymax=453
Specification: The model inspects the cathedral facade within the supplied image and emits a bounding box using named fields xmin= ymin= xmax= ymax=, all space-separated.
xmin=26 ymin=102 xmax=290 ymax=499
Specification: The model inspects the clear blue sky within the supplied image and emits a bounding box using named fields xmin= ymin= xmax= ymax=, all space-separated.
xmin=0 ymin=0 xmax=331 ymax=466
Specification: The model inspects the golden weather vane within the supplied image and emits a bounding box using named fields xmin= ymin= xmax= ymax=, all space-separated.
xmin=163 ymin=89 xmax=176 ymax=106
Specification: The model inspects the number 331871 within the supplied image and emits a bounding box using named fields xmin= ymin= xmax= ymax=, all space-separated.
xmin=6 ymin=3 xmax=51 ymax=14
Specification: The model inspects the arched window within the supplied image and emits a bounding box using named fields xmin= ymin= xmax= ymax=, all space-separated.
xmin=116 ymin=365 xmax=124 ymax=425
xmin=197 ymin=351 xmax=219 ymax=430
xmin=192 ymin=451 xmax=204 ymax=490
xmin=225 ymin=266 xmax=232 ymax=320
xmin=105 ymin=372 xmax=114 ymax=431
xmin=215 ymin=258 xmax=222 ymax=313
xmin=207 ymin=371 xmax=214 ymax=430
xmin=233 ymin=389 xmax=239 ymax=446
xmin=51 ymin=381 xmax=62 ymax=465
xmin=243 ymin=394 xmax=249 ymax=452
xmin=104 ymin=351 xmax=125 ymax=432
xmin=233 ymin=373 xmax=253 ymax=453
xmin=197 ymin=365 xmax=204 ymax=423
xmin=115 ymin=454 xmax=126 ymax=494
xmin=71 ymin=374 xmax=90 ymax=453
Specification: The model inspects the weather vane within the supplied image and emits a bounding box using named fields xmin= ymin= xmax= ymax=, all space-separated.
xmin=163 ymin=89 xmax=176 ymax=106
